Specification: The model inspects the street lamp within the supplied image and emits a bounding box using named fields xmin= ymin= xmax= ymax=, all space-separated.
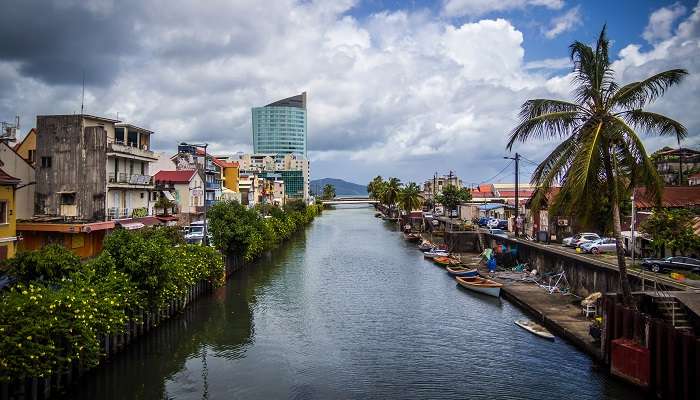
xmin=180 ymin=142 xmax=209 ymax=245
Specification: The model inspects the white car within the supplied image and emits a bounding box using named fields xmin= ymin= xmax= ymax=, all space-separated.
xmin=580 ymin=238 xmax=617 ymax=254
xmin=488 ymin=228 xmax=508 ymax=238
xmin=562 ymin=233 xmax=600 ymax=247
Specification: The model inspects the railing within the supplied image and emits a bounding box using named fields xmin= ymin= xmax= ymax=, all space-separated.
xmin=205 ymin=182 xmax=221 ymax=190
xmin=107 ymin=141 xmax=157 ymax=159
xmin=108 ymin=173 xmax=153 ymax=185
xmin=107 ymin=207 xmax=131 ymax=220
xmin=205 ymin=199 xmax=217 ymax=208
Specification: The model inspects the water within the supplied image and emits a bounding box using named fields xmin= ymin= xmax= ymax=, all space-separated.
xmin=66 ymin=205 xmax=638 ymax=399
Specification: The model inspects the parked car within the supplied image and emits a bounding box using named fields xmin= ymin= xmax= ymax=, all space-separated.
xmin=487 ymin=218 xmax=508 ymax=230
xmin=641 ymin=256 xmax=700 ymax=273
xmin=488 ymin=228 xmax=508 ymax=238
xmin=580 ymin=238 xmax=617 ymax=254
xmin=477 ymin=216 xmax=490 ymax=227
xmin=562 ymin=233 xmax=600 ymax=247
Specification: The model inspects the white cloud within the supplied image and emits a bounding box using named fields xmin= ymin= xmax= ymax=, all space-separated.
xmin=643 ymin=2 xmax=687 ymax=43
xmin=442 ymin=0 xmax=563 ymax=18
xmin=543 ymin=6 xmax=582 ymax=39
xmin=524 ymin=57 xmax=570 ymax=70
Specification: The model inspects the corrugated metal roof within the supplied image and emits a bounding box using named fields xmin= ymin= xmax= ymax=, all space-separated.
xmin=635 ymin=186 xmax=700 ymax=209
xmin=154 ymin=170 xmax=196 ymax=183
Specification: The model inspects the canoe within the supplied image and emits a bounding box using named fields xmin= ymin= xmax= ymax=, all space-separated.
xmin=404 ymin=233 xmax=422 ymax=242
xmin=455 ymin=276 xmax=502 ymax=297
xmin=514 ymin=319 xmax=555 ymax=340
xmin=445 ymin=266 xmax=478 ymax=277
xmin=433 ymin=256 xmax=461 ymax=266
xmin=424 ymin=250 xmax=449 ymax=259
xmin=418 ymin=241 xmax=433 ymax=251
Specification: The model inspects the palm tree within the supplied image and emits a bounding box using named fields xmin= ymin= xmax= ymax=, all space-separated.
xmin=367 ymin=175 xmax=384 ymax=199
xmin=507 ymin=26 xmax=687 ymax=307
xmin=398 ymin=182 xmax=423 ymax=214
xmin=382 ymin=177 xmax=402 ymax=216
xmin=322 ymin=184 xmax=336 ymax=200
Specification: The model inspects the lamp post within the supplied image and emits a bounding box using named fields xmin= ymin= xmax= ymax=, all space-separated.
xmin=180 ymin=142 xmax=209 ymax=245
xmin=631 ymin=192 xmax=642 ymax=291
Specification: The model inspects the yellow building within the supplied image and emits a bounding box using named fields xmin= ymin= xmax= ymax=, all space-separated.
xmin=0 ymin=168 xmax=20 ymax=260
xmin=222 ymin=161 xmax=240 ymax=192
xmin=13 ymin=128 xmax=37 ymax=166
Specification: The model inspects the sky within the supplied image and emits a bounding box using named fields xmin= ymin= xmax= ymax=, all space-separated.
xmin=1 ymin=0 xmax=699 ymax=187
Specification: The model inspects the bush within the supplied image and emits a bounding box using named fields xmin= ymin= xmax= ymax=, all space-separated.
xmin=4 ymin=244 xmax=83 ymax=283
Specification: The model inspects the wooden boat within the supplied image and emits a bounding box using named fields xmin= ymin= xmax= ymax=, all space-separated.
xmin=424 ymin=250 xmax=449 ymax=259
xmin=418 ymin=240 xmax=433 ymax=251
xmin=403 ymin=232 xmax=422 ymax=242
xmin=455 ymin=276 xmax=502 ymax=297
xmin=514 ymin=319 xmax=555 ymax=340
xmin=433 ymin=256 xmax=461 ymax=266
xmin=445 ymin=266 xmax=478 ymax=277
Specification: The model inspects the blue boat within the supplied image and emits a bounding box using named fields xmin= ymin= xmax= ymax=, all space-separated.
xmin=445 ymin=266 xmax=478 ymax=277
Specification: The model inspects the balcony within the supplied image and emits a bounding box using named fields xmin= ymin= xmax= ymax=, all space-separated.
xmin=205 ymin=199 xmax=217 ymax=208
xmin=108 ymin=173 xmax=153 ymax=187
xmin=107 ymin=141 xmax=157 ymax=160
xmin=107 ymin=207 xmax=131 ymax=220
xmin=205 ymin=181 xmax=221 ymax=191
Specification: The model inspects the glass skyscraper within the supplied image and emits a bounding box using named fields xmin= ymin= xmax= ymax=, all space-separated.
xmin=252 ymin=92 xmax=307 ymax=157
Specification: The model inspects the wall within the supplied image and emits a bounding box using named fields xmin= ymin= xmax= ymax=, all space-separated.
xmin=0 ymin=142 xmax=35 ymax=220
xmin=18 ymin=230 xmax=106 ymax=259
xmin=223 ymin=166 xmax=239 ymax=191
xmin=0 ymin=185 xmax=16 ymax=259
xmin=36 ymin=116 xmax=108 ymax=220
xmin=14 ymin=129 xmax=36 ymax=164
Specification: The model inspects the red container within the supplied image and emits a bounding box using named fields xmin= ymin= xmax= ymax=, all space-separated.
xmin=610 ymin=338 xmax=650 ymax=388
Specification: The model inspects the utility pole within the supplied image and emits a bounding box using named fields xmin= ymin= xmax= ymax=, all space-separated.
xmin=433 ymin=172 xmax=437 ymax=214
xmin=504 ymin=153 xmax=520 ymax=236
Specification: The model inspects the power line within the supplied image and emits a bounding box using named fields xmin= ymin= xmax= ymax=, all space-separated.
xmin=477 ymin=160 xmax=513 ymax=185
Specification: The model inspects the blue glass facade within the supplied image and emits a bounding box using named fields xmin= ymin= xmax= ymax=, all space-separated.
xmin=252 ymin=93 xmax=307 ymax=157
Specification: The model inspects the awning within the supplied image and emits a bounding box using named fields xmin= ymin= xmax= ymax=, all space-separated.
xmin=162 ymin=191 xmax=175 ymax=201
xmin=119 ymin=222 xmax=145 ymax=230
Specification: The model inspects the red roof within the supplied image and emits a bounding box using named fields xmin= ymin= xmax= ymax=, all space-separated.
xmin=211 ymin=158 xmax=227 ymax=167
xmin=0 ymin=168 xmax=20 ymax=185
xmin=635 ymin=186 xmax=700 ymax=209
xmin=221 ymin=161 xmax=239 ymax=168
xmin=154 ymin=170 xmax=196 ymax=183
xmin=497 ymin=190 xmax=534 ymax=198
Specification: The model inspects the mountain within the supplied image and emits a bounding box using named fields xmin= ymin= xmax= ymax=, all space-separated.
xmin=311 ymin=178 xmax=367 ymax=196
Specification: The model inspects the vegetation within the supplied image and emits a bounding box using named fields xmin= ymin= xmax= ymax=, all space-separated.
xmin=435 ymin=184 xmax=471 ymax=213
xmin=397 ymin=182 xmax=423 ymax=213
xmin=0 ymin=226 xmax=225 ymax=383
xmin=640 ymin=208 xmax=700 ymax=257
xmin=154 ymin=195 xmax=176 ymax=215
xmin=507 ymin=26 xmax=687 ymax=306
xmin=321 ymin=184 xmax=336 ymax=200
xmin=208 ymin=200 xmax=322 ymax=261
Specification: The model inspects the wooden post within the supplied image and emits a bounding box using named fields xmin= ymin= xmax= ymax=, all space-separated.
xmin=667 ymin=327 xmax=677 ymax=400
xmin=655 ymin=321 xmax=665 ymax=399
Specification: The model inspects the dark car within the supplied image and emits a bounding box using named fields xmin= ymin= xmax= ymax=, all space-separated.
xmin=641 ymin=256 xmax=700 ymax=273
xmin=477 ymin=217 xmax=490 ymax=227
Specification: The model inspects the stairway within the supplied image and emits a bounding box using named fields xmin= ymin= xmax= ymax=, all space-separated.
xmin=477 ymin=230 xmax=487 ymax=253
xmin=653 ymin=297 xmax=693 ymax=331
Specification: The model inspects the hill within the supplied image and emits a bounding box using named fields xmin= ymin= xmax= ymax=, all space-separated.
xmin=311 ymin=178 xmax=367 ymax=196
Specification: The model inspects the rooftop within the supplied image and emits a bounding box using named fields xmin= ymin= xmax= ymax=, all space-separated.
xmin=154 ymin=170 xmax=197 ymax=184
xmin=37 ymin=114 xmax=121 ymax=123
xmin=264 ymin=92 xmax=307 ymax=109
xmin=634 ymin=186 xmax=700 ymax=209
xmin=115 ymin=123 xmax=154 ymax=134
xmin=0 ymin=168 xmax=21 ymax=185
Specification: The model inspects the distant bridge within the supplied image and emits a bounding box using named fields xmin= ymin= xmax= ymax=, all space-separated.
xmin=321 ymin=197 xmax=378 ymax=205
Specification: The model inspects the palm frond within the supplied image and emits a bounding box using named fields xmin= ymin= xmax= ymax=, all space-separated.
xmin=620 ymin=109 xmax=687 ymax=141
xmin=519 ymin=99 xmax=583 ymax=120
xmin=507 ymin=111 xmax=579 ymax=149
xmin=611 ymin=69 xmax=688 ymax=109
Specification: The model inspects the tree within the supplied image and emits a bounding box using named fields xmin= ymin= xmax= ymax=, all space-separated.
xmin=435 ymin=184 xmax=471 ymax=213
xmin=640 ymin=208 xmax=700 ymax=257
xmin=322 ymin=184 xmax=336 ymax=200
xmin=367 ymin=176 xmax=384 ymax=199
xmin=507 ymin=26 xmax=687 ymax=307
xmin=382 ymin=177 xmax=402 ymax=214
xmin=397 ymin=182 xmax=423 ymax=213
xmin=154 ymin=195 xmax=176 ymax=216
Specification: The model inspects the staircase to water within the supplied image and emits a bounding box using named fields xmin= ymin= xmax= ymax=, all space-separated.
xmin=653 ymin=296 xmax=693 ymax=331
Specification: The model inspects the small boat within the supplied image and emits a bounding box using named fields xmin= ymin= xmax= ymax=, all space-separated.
xmin=514 ymin=319 xmax=555 ymax=340
xmin=455 ymin=276 xmax=502 ymax=297
xmin=418 ymin=240 xmax=433 ymax=251
xmin=424 ymin=250 xmax=449 ymax=259
xmin=445 ymin=266 xmax=478 ymax=277
xmin=403 ymin=232 xmax=422 ymax=242
xmin=374 ymin=212 xmax=383 ymax=218
xmin=433 ymin=256 xmax=461 ymax=267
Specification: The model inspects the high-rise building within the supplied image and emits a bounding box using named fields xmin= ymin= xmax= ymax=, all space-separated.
xmin=252 ymin=92 xmax=307 ymax=157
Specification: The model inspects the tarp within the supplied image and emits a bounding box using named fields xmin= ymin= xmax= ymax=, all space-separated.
xmin=119 ymin=222 xmax=145 ymax=230
xmin=162 ymin=190 xmax=175 ymax=201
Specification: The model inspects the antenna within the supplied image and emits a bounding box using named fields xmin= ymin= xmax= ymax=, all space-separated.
xmin=80 ymin=71 xmax=85 ymax=115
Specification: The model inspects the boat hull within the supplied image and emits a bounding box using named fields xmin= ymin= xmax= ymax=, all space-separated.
xmin=424 ymin=251 xmax=448 ymax=259
xmin=445 ymin=267 xmax=478 ymax=277
xmin=455 ymin=276 xmax=502 ymax=297
xmin=514 ymin=320 xmax=555 ymax=340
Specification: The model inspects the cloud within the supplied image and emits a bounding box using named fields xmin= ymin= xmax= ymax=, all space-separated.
xmin=441 ymin=0 xmax=563 ymax=18
xmin=543 ymin=6 xmax=582 ymax=39
xmin=643 ymin=2 xmax=687 ymax=43
xmin=524 ymin=57 xmax=570 ymax=70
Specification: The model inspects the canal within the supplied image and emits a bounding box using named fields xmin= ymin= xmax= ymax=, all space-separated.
xmin=66 ymin=205 xmax=637 ymax=399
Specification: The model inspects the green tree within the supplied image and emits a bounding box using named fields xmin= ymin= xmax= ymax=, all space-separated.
xmin=640 ymin=208 xmax=700 ymax=257
xmin=397 ymin=182 xmax=423 ymax=213
xmin=154 ymin=195 xmax=176 ymax=215
xmin=381 ymin=177 xmax=402 ymax=216
xmin=322 ymin=184 xmax=336 ymax=200
xmin=507 ymin=26 xmax=687 ymax=306
xmin=367 ymin=175 xmax=384 ymax=199
xmin=435 ymin=184 xmax=471 ymax=213
xmin=4 ymin=244 xmax=83 ymax=283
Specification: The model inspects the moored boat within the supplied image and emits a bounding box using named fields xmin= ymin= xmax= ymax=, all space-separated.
xmin=445 ymin=266 xmax=478 ymax=277
xmin=418 ymin=240 xmax=433 ymax=251
xmin=424 ymin=250 xmax=449 ymax=259
xmin=403 ymin=232 xmax=422 ymax=242
xmin=433 ymin=256 xmax=461 ymax=267
xmin=455 ymin=276 xmax=502 ymax=297
xmin=514 ymin=319 xmax=555 ymax=340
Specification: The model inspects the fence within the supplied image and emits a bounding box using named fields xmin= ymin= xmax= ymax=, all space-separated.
xmin=602 ymin=295 xmax=699 ymax=399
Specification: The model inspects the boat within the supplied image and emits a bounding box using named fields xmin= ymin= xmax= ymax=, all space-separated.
xmin=445 ymin=266 xmax=478 ymax=277
xmin=418 ymin=240 xmax=433 ymax=251
xmin=374 ymin=212 xmax=383 ymax=218
xmin=514 ymin=319 xmax=555 ymax=340
xmin=433 ymin=256 xmax=461 ymax=267
xmin=403 ymin=232 xmax=422 ymax=242
xmin=455 ymin=276 xmax=502 ymax=297
xmin=424 ymin=250 xmax=449 ymax=259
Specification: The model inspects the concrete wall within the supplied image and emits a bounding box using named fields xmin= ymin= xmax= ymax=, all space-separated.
xmin=36 ymin=116 xmax=108 ymax=220
xmin=0 ymin=142 xmax=35 ymax=220
xmin=0 ymin=184 xmax=16 ymax=259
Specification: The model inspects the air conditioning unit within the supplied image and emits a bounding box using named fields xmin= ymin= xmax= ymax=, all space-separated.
xmin=557 ymin=219 xmax=569 ymax=226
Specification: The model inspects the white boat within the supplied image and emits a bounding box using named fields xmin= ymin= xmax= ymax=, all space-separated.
xmin=514 ymin=319 xmax=555 ymax=340
xmin=423 ymin=250 xmax=449 ymax=259
xmin=455 ymin=276 xmax=502 ymax=297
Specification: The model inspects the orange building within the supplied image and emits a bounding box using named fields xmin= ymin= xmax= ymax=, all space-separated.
xmin=17 ymin=220 xmax=114 ymax=259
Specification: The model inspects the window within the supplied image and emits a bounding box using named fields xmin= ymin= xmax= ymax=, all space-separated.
xmin=115 ymin=127 xmax=125 ymax=144
xmin=60 ymin=193 xmax=76 ymax=205
xmin=0 ymin=201 xmax=6 ymax=224
xmin=140 ymin=192 xmax=144 ymax=199
xmin=41 ymin=156 xmax=52 ymax=168
xmin=28 ymin=149 xmax=36 ymax=164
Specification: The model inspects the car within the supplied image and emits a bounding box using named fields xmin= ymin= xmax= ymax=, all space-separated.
xmin=487 ymin=218 xmax=508 ymax=230
xmin=488 ymin=228 xmax=508 ymax=238
xmin=642 ymin=256 xmax=700 ymax=273
xmin=562 ymin=233 xmax=600 ymax=247
xmin=477 ymin=216 xmax=490 ymax=227
xmin=580 ymin=238 xmax=617 ymax=254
